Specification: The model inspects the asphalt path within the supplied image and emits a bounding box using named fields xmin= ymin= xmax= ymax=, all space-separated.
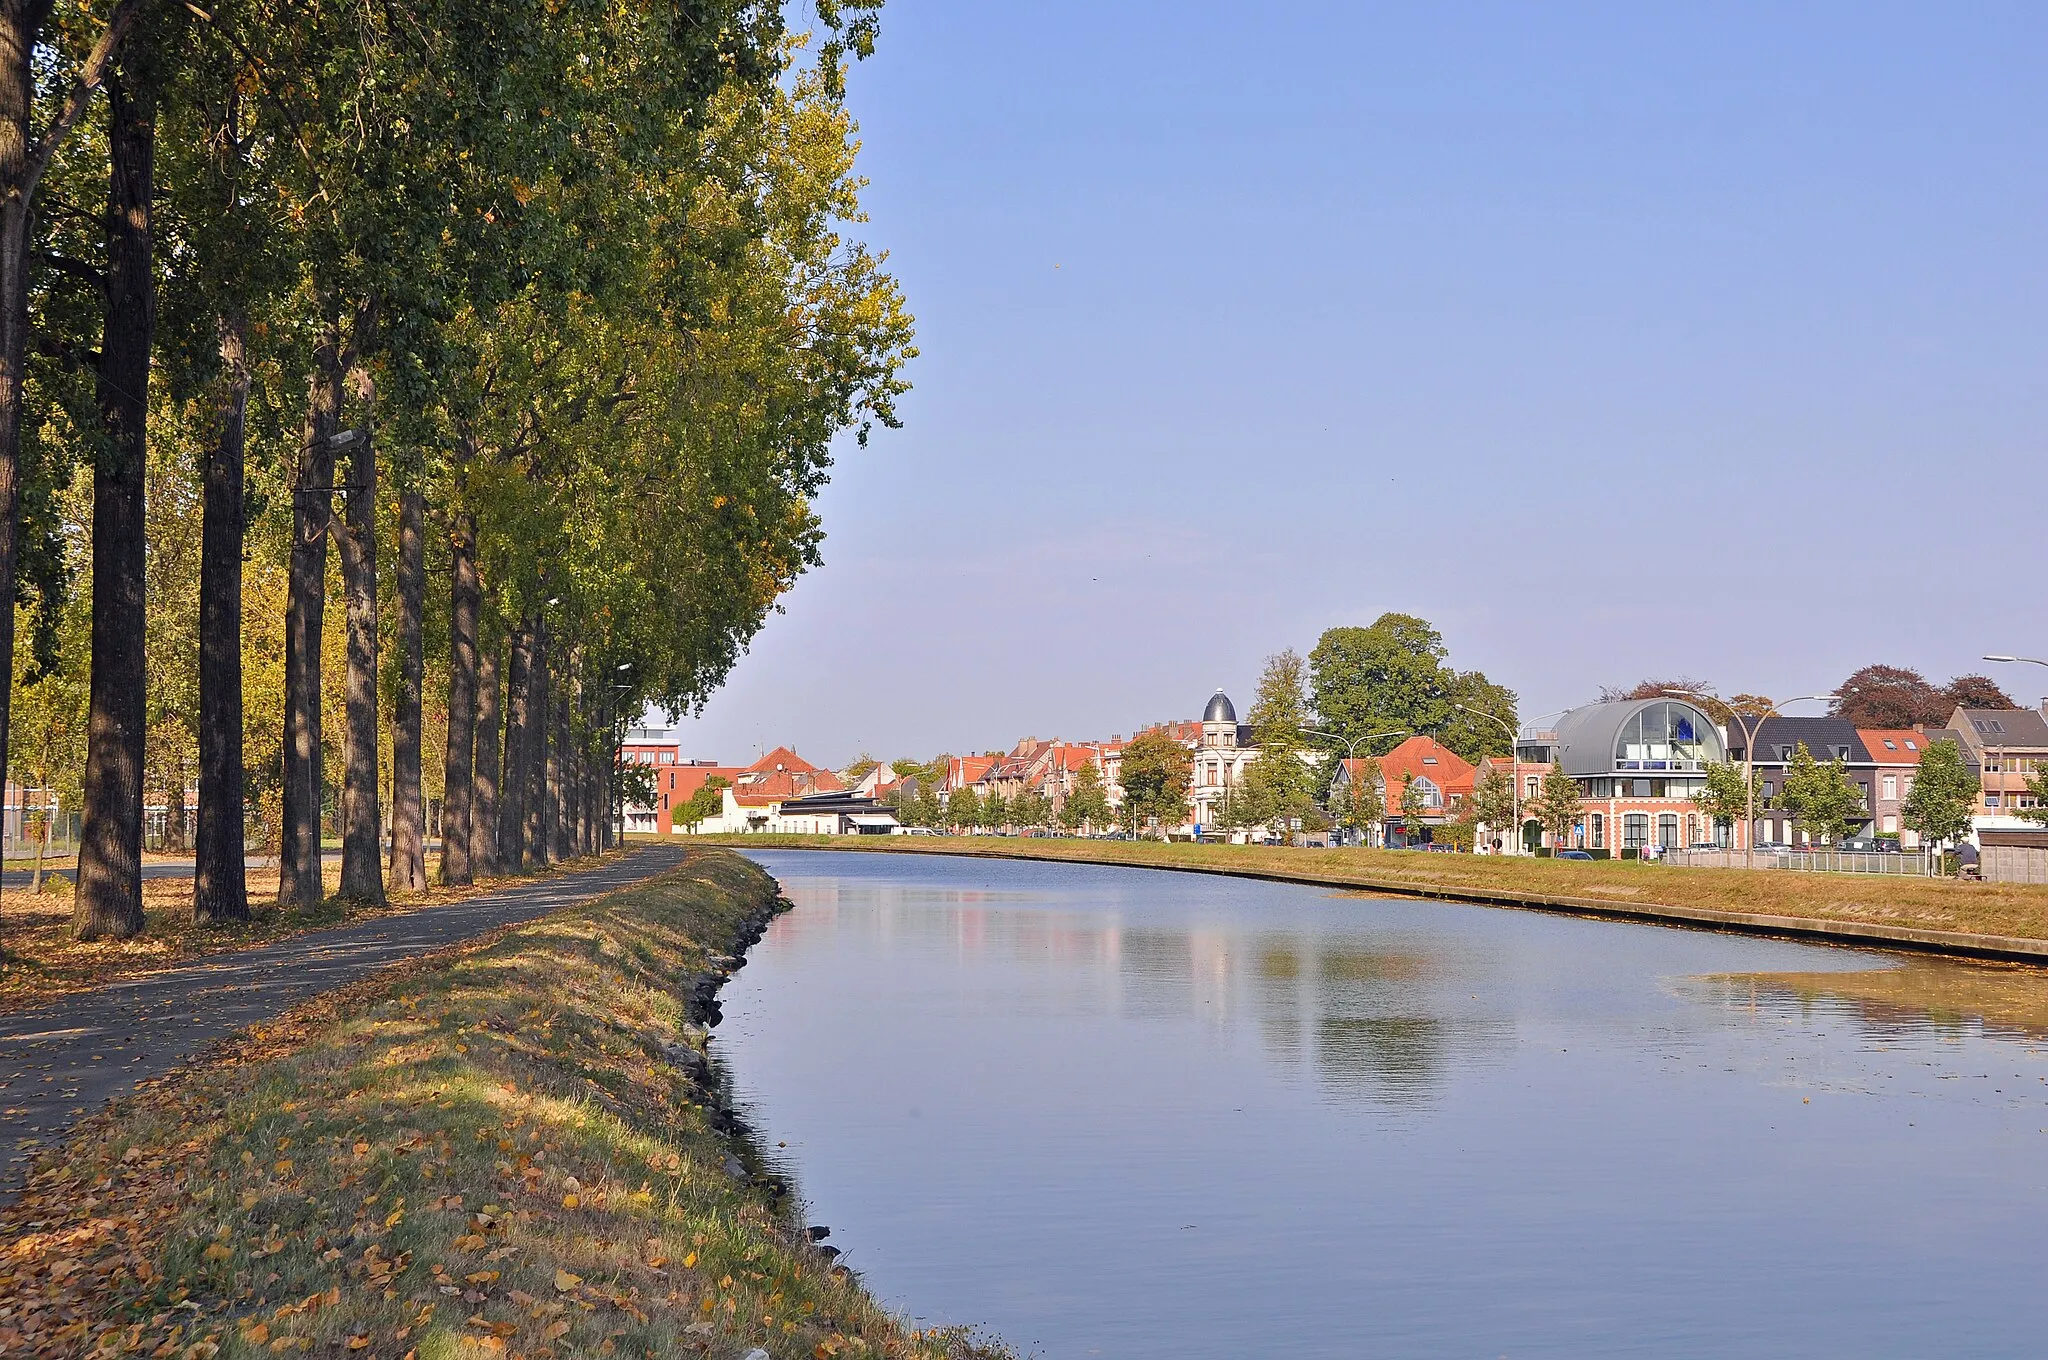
xmin=0 ymin=843 xmax=687 ymax=1201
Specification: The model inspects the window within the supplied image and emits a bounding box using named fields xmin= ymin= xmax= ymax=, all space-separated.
xmin=1857 ymin=782 xmax=1870 ymax=807
xmin=1526 ymin=777 xmax=1539 ymax=800
xmin=1624 ymin=813 xmax=1649 ymax=849
xmin=1591 ymin=813 xmax=1605 ymax=849
xmin=1422 ymin=756 xmax=1438 ymax=765
xmin=1882 ymin=815 xmax=1897 ymax=833
xmin=1614 ymin=701 xmax=1725 ymax=770
xmin=1777 ymin=745 xmax=1794 ymax=761
xmin=1905 ymin=739 xmax=1918 ymax=750
xmin=1882 ymin=775 xmax=1897 ymax=801
xmin=1832 ymin=746 xmax=1851 ymax=761
xmin=1986 ymin=794 xmax=2002 ymax=808
xmin=1883 ymin=739 xmax=1898 ymax=751
xmin=1658 ymin=813 xmax=1679 ymax=848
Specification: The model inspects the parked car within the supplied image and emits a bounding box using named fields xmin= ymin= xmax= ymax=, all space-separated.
xmin=891 ymin=826 xmax=939 ymax=836
xmin=1555 ymin=849 xmax=1596 ymax=861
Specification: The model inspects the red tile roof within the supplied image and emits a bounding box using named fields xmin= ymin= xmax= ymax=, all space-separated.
xmin=1372 ymin=736 xmax=1476 ymax=798
xmin=1856 ymin=729 xmax=1927 ymax=765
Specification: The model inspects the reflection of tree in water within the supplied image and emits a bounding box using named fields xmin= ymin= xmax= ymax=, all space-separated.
xmin=1315 ymin=1015 xmax=1446 ymax=1101
xmin=1696 ymin=962 xmax=2048 ymax=1046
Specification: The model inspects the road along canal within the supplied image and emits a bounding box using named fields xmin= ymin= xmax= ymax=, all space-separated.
xmin=719 ymin=848 xmax=2048 ymax=1359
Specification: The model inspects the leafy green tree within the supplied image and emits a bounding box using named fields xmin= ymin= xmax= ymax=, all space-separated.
xmin=946 ymin=785 xmax=981 ymax=832
xmin=1310 ymin=614 xmax=1450 ymax=751
xmin=1694 ymin=761 xmax=1760 ymax=838
xmin=1119 ymin=729 xmax=1191 ymax=836
xmin=1778 ymin=742 xmax=1865 ymax=846
xmin=1439 ymin=670 xmax=1519 ymax=763
xmin=1532 ymin=763 xmax=1583 ymax=850
xmin=1398 ymin=774 xmax=1428 ymax=823
xmin=1471 ymin=764 xmax=1516 ymax=845
xmin=675 ymin=776 xmax=729 ymax=833
xmin=2022 ymin=765 xmax=2048 ymax=826
xmin=1245 ymin=648 xmax=1320 ymax=832
xmin=1010 ymin=788 xmax=1050 ymax=830
xmin=1062 ymin=761 xmax=1110 ymax=832
xmin=1902 ymin=738 xmax=1978 ymax=846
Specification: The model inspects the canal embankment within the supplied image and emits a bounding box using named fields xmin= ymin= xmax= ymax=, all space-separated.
xmin=691 ymin=835 xmax=2048 ymax=966
xmin=0 ymin=850 xmax=1002 ymax=1360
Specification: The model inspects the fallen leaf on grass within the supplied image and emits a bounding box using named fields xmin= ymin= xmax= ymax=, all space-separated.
xmin=554 ymin=1269 xmax=582 ymax=1292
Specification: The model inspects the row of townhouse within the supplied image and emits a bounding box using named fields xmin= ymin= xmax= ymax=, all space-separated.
xmin=620 ymin=735 xmax=900 ymax=835
xmin=1497 ymin=698 xmax=2048 ymax=855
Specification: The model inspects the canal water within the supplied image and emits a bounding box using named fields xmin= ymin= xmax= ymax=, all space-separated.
xmin=717 ymin=850 xmax=2048 ymax=1357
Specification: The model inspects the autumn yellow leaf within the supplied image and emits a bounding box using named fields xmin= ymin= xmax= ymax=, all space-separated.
xmin=203 ymin=1243 xmax=234 ymax=1262
xmin=346 ymin=1336 xmax=370 ymax=1351
xmin=561 ymin=1193 xmax=581 ymax=1209
xmin=554 ymin=1269 xmax=582 ymax=1292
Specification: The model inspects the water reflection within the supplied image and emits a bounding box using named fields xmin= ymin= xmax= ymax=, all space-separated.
xmin=766 ymin=873 xmax=1511 ymax=1107
xmin=1694 ymin=959 xmax=2048 ymax=1045
xmin=722 ymin=851 xmax=2048 ymax=1360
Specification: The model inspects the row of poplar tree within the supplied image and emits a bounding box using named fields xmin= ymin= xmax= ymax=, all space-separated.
xmin=0 ymin=0 xmax=913 ymax=939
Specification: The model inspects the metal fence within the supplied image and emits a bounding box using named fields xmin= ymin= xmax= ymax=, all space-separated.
xmin=1661 ymin=848 xmax=1944 ymax=877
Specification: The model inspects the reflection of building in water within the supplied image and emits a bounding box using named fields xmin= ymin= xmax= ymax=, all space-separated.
xmin=1239 ymin=936 xmax=1507 ymax=1106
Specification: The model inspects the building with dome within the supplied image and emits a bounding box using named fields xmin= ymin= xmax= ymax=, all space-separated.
xmin=1190 ymin=689 xmax=1260 ymax=830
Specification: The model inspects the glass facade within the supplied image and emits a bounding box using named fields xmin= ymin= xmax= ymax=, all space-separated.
xmin=1613 ymin=702 xmax=1725 ymax=772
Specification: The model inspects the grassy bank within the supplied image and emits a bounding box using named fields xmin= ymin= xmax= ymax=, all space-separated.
xmin=0 ymin=849 xmax=1000 ymax=1360
xmin=0 ymin=854 xmax=622 ymax=1016
xmin=695 ymin=834 xmax=2048 ymax=949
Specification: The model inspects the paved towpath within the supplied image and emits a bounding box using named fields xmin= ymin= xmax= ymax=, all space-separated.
xmin=0 ymin=843 xmax=687 ymax=1201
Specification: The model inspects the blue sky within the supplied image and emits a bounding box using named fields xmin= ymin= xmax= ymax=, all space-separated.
xmin=664 ymin=0 xmax=2048 ymax=766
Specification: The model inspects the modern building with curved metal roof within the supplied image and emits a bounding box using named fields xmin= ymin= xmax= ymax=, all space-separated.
xmin=1552 ymin=698 xmax=1726 ymax=781
xmin=1519 ymin=696 xmax=1731 ymax=855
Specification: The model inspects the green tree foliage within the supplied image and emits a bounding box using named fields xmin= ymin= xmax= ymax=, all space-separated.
xmin=1693 ymin=760 xmax=1760 ymax=830
xmin=1061 ymin=761 xmax=1109 ymax=833
xmin=2020 ymin=765 xmax=2048 ymax=826
xmin=1119 ymin=729 xmax=1191 ymax=836
xmin=1902 ymin=739 xmax=1978 ymax=845
xmin=1532 ymin=763 xmax=1582 ymax=849
xmin=1470 ymin=764 xmax=1516 ymax=841
xmin=1776 ymin=743 xmax=1864 ymax=846
xmin=1010 ymin=788 xmax=1050 ymax=830
xmin=1243 ymin=649 xmax=1319 ymax=832
xmin=946 ymin=785 xmax=981 ymax=832
xmin=1309 ymin=613 xmax=1515 ymax=763
xmin=675 ymin=775 xmax=730 ymax=833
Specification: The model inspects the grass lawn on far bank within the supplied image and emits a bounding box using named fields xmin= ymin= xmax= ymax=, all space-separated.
xmin=0 ymin=849 xmax=997 ymax=1360
xmin=678 ymin=834 xmax=2048 ymax=950
xmin=0 ymin=854 xmax=624 ymax=1017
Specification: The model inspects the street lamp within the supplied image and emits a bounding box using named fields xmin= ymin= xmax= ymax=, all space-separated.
xmin=1303 ymin=728 xmax=1406 ymax=846
xmin=1666 ymin=689 xmax=1836 ymax=869
xmin=1447 ymin=703 xmax=1524 ymax=855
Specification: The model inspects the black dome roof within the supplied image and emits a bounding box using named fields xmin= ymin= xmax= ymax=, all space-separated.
xmin=1203 ymin=690 xmax=1237 ymax=723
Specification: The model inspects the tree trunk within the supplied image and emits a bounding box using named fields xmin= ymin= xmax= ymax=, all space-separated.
xmin=280 ymin=338 xmax=341 ymax=909
xmin=0 ymin=3 xmax=54 ymax=903
xmin=438 ymin=509 xmax=478 ymax=885
xmin=471 ymin=636 xmax=500 ymax=875
xmin=500 ymin=624 xmax=529 ymax=870
xmin=548 ymin=659 xmax=571 ymax=861
xmin=388 ymin=485 xmax=425 ymax=891
xmin=74 ymin=57 xmax=156 ymax=941
xmin=335 ymin=403 xmax=383 ymax=903
xmin=194 ymin=313 xmax=249 ymax=923
xmin=525 ymin=623 xmax=550 ymax=867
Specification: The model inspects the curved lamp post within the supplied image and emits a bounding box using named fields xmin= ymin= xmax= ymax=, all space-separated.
xmin=1303 ymin=727 xmax=1406 ymax=846
xmin=1666 ymin=689 xmax=1836 ymax=868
